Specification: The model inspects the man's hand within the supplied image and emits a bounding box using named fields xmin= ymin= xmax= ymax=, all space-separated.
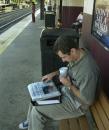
xmin=59 ymin=76 xmax=81 ymax=100
xmin=42 ymin=71 xmax=59 ymax=82
xmin=42 ymin=74 xmax=53 ymax=82
xmin=59 ymin=76 xmax=72 ymax=87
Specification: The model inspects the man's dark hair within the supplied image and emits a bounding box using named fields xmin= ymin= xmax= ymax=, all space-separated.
xmin=53 ymin=35 xmax=79 ymax=54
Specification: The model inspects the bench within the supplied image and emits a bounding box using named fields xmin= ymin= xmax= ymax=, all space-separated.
xmin=59 ymin=90 xmax=109 ymax=130
xmin=59 ymin=115 xmax=89 ymax=130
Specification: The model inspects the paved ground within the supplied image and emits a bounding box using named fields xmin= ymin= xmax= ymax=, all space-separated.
xmin=0 ymin=10 xmax=56 ymax=130
xmin=0 ymin=9 xmax=59 ymax=130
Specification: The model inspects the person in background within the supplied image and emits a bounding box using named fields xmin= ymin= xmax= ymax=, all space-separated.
xmin=72 ymin=12 xmax=83 ymax=34
xmin=44 ymin=1 xmax=48 ymax=11
xmin=53 ymin=3 xmax=56 ymax=11
xmin=32 ymin=2 xmax=35 ymax=22
xmin=76 ymin=12 xmax=83 ymax=33
xmin=76 ymin=12 xmax=83 ymax=25
xmin=18 ymin=35 xmax=101 ymax=130
xmin=57 ymin=18 xmax=62 ymax=28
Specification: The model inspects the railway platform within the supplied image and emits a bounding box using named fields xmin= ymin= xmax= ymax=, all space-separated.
xmin=0 ymin=9 xmax=55 ymax=130
xmin=0 ymin=8 xmax=81 ymax=130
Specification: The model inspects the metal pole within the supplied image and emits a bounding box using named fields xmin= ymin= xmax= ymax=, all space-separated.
xmin=59 ymin=0 xmax=62 ymax=21
xmin=40 ymin=0 xmax=44 ymax=20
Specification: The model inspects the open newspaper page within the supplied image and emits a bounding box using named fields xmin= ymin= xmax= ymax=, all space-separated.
xmin=27 ymin=81 xmax=61 ymax=101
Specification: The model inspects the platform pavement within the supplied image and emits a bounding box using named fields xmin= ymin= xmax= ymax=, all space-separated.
xmin=0 ymin=9 xmax=40 ymax=55
xmin=0 ymin=10 xmax=59 ymax=130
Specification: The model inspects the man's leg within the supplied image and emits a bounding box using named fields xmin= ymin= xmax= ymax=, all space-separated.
xmin=28 ymin=105 xmax=48 ymax=130
xmin=27 ymin=95 xmax=85 ymax=130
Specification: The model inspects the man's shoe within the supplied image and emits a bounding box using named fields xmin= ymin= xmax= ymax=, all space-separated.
xmin=19 ymin=121 xmax=28 ymax=129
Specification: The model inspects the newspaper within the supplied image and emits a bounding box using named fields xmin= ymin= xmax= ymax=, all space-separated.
xmin=36 ymin=96 xmax=61 ymax=105
xmin=27 ymin=81 xmax=61 ymax=101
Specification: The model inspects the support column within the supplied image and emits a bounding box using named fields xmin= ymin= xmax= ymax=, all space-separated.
xmin=59 ymin=0 xmax=62 ymax=21
xmin=40 ymin=0 xmax=44 ymax=20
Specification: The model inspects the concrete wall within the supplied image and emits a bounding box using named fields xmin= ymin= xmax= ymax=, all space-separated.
xmin=63 ymin=0 xmax=84 ymax=6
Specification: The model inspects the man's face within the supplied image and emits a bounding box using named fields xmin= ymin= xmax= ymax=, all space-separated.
xmin=58 ymin=49 xmax=76 ymax=62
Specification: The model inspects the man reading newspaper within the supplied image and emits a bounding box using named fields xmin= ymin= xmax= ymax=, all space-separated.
xmin=19 ymin=35 xmax=101 ymax=130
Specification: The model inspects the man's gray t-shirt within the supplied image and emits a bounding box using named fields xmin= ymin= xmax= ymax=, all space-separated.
xmin=62 ymin=49 xmax=100 ymax=109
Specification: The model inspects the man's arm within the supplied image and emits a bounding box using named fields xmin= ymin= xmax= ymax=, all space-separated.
xmin=68 ymin=84 xmax=80 ymax=98
xmin=42 ymin=70 xmax=59 ymax=82
xmin=59 ymin=76 xmax=84 ymax=102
